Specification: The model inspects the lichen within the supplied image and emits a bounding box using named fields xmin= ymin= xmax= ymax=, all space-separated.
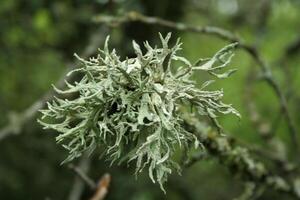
xmin=38 ymin=33 xmax=239 ymax=191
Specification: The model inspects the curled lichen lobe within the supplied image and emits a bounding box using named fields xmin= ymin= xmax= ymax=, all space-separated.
xmin=39 ymin=33 xmax=239 ymax=191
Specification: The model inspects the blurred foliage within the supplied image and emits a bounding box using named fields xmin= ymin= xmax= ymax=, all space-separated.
xmin=1 ymin=0 xmax=300 ymax=200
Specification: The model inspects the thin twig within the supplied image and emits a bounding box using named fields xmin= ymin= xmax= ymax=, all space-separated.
xmin=69 ymin=162 xmax=96 ymax=190
xmin=68 ymin=157 xmax=111 ymax=200
xmin=90 ymin=173 xmax=111 ymax=200
xmin=93 ymin=12 xmax=240 ymax=42
xmin=68 ymin=155 xmax=93 ymax=200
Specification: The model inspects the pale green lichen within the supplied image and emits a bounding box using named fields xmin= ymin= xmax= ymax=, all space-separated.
xmin=38 ymin=33 xmax=239 ymax=191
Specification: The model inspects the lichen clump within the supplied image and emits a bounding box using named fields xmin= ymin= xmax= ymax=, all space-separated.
xmin=39 ymin=33 xmax=239 ymax=191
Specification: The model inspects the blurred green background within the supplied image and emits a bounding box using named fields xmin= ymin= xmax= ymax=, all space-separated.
xmin=1 ymin=0 xmax=300 ymax=199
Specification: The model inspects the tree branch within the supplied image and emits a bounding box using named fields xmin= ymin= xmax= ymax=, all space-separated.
xmin=68 ymin=155 xmax=111 ymax=200
xmin=69 ymin=162 xmax=96 ymax=190
xmin=68 ymin=155 xmax=93 ymax=200
xmin=90 ymin=174 xmax=111 ymax=200
xmin=183 ymin=114 xmax=300 ymax=199
xmin=0 ymin=27 xmax=109 ymax=141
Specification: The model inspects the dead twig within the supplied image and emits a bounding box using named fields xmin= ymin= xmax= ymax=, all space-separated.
xmin=90 ymin=174 xmax=111 ymax=200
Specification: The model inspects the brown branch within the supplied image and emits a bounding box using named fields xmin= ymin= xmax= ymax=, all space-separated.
xmin=90 ymin=174 xmax=111 ymax=200
xmin=93 ymin=11 xmax=298 ymax=150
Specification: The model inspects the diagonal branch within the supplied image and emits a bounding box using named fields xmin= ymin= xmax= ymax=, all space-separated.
xmin=68 ymin=155 xmax=111 ymax=200
xmin=69 ymin=162 xmax=96 ymax=190
xmin=68 ymin=155 xmax=93 ymax=200
xmin=0 ymin=27 xmax=109 ymax=141
xmin=90 ymin=174 xmax=111 ymax=200
xmin=183 ymin=114 xmax=300 ymax=199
